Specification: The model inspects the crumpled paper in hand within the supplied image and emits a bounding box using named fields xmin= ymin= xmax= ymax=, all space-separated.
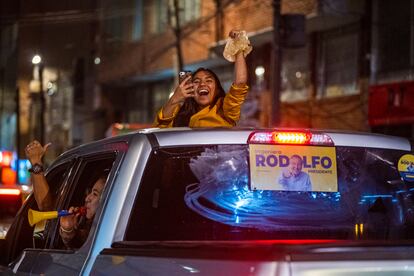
xmin=223 ymin=30 xmax=253 ymax=62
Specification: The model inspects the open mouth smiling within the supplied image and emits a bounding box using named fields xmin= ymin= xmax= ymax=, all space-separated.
xmin=198 ymin=88 xmax=209 ymax=96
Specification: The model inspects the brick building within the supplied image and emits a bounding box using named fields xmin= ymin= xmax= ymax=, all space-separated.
xmin=96 ymin=0 xmax=371 ymax=133
xmin=2 ymin=0 xmax=414 ymax=161
xmin=96 ymin=0 xmax=414 ymax=139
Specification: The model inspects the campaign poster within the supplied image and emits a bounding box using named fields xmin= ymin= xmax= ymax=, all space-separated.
xmin=397 ymin=154 xmax=414 ymax=182
xmin=249 ymin=144 xmax=338 ymax=192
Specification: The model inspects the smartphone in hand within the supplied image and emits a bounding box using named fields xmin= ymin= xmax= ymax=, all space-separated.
xmin=179 ymin=71 xmax=192 ymax=84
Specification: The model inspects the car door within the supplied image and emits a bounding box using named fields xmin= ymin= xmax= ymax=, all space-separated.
xmin=1 ymin=159 xmax=74 ymax=274
xmin=29 ymin=151 xmax=119 ymax=275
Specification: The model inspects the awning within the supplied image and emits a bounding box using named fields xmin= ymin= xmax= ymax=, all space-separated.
xmin=369 ymin=81 xmax=414 ymax=126
xmin=130 ymin=57 xmax=229 ymax=83
xmin=105 ymin=57 xmax=229 ymax=88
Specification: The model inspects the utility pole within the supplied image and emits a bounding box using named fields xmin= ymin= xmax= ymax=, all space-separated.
xmin=15 ymin=87 xmax=20 ymax=179
xmin=215 ymin=0 xmax=224 ymax=42
xmin=270 ymin=0 xmax=282 ymax=127
xmin=172 ymin=0 xmax=184 ymax=72
xmin=39 ymin=64 xmax=45 ymax=145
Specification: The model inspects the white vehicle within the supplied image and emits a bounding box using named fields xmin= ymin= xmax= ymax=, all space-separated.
xmin=1 ymin=128 xmax=414 ymax=275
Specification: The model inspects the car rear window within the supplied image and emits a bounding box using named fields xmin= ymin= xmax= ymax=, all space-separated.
xmin=126 ymin=145 xmax=414 ymax=241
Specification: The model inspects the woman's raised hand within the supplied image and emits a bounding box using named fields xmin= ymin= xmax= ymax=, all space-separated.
xmin=170 ymin=75 xmax=194 ymax=104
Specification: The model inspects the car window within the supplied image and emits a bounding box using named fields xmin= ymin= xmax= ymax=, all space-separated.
xmin=0 ymin=162 xmax=72 ymax=265
xmin=50 ymin=153 xmax=116 ymax=250
xmin=32 ymin=162 xmax=73 ymax=247
xmin=126 ymin=145 xmax=414 ymax=241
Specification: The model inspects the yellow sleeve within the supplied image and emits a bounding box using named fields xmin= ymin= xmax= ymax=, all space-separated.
xmin=153 ymin=105 xmax=181 ymax=128
xmin=222 ymin=84 xmax=249 ymax=125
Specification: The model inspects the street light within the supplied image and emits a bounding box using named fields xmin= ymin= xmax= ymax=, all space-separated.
xmin=31 ymin=55 xmax=42 ymax=65
xmin=31 ymin=54 xmax=45 ymax=144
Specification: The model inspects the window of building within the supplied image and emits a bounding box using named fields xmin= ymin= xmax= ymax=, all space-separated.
xmin=132 ymin=0 xmax=143 ymax=41
xmin=152 ymin=81 xmax=174 ymax=118
xmin=280 ymin=45 xmax=311 ymax=102
xmin=127 ymin=87 xmax=150 ymax=123
xmin=179 ymin=0 xmax=201 ymax=25
xmin=104 ymin=16 xmax=124 ymax=43
xmin=316 ymin=24 xmax=359 ymax=98
xmin=148 ymin=0 xmax=168 ymax=34
xmin=376 ymin=0 xmax=411 ymax=76
xmin=104 ymin=0 xmax=141 ymax=43
xmin=156 ymin=0 xmax=169 ymax=33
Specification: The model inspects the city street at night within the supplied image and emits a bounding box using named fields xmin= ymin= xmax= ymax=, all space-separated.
xmin=1 ymin=1 xmax=414 ymax=275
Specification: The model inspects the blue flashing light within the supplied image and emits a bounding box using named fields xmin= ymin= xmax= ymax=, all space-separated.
xmin=18 ymin=159 xmax=31 ymax=185
xmin=11 ymin=152 xmax=17 ymax=170
xmin=362 ymin=194 xmax=393 ymax=199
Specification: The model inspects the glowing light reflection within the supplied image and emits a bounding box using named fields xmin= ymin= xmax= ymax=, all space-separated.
xmin=185 ymin=146 xmax=346 ymax=230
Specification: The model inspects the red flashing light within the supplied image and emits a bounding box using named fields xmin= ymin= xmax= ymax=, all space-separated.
xmin=1 ymin=167 xmax=17 ymax=185
xmin=0 ymin=188 xmax=21 ymax=196
xmin=248 ymin=131 xmax=334 ymax=146
xmin=274 ymin=132 xmax=311 ymax=144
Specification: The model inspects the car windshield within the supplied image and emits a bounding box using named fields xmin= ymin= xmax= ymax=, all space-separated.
xmin=126 ymin=144 xmax=414 ymax=242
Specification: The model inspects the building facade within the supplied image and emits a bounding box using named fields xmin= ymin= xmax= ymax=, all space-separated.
xmin=14 ymin=0 xmax=100 ymax=160
xmin=96 ymin=0 xmax=414 ymax=138
xmin=2 ymin=0 xmax=414 ymax=163
xmin=0 ymin=2 xmax=19 ymax=153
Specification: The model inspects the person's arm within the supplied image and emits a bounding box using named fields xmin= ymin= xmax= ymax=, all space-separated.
xmin=221 ymin=30 xmax=250 ymax=125
xmin=25 ymin=141 xmax=53 ymax=211
xmin=233 ymin=49 xmax=248 ymax=87
xmin=153 ymin=104 xmax=181 ymax=128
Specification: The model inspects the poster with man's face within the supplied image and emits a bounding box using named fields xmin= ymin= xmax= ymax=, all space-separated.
xmin=249 ymin=144 xmax=338 ymax=192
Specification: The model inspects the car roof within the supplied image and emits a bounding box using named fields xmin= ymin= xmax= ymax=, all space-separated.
xmin=59 ymin=128 xmax=412 ymax=159
xmin=146 ymin=128 xmax=412 ymax=151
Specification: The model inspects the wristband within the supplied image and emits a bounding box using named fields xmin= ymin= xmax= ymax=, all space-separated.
xmin=28 ymin=163 xmax=44 ymax=174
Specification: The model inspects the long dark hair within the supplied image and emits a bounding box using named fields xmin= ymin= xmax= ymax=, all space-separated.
xmin=173 ymin=67 xmax=226 ymax=127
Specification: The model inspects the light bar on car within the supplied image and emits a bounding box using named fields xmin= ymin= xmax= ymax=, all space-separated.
xmin=248 ymin=131 xmax=334 ymax=146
